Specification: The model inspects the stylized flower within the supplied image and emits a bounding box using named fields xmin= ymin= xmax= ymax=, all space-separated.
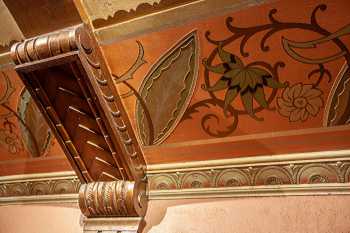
xmin=0 ymin=128 xmax=23 ymax=154
xmin=202 ymin=44 xmax=286 ymax=117
xmin=277 ymin=83 xmax=323 ymax=122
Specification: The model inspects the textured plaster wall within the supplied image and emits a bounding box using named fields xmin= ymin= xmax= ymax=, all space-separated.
xmin=145 ymin=196 xmax=350 ymax=233
xmin=0 ymin=204 xmax=83 ymax=233
xmin=1 ymin=196 xmax=350 ymax=233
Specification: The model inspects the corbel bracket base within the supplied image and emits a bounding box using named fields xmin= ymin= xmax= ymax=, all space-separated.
xmin=83 ymin=217 xmax=144 ymax=233
xmin=79 ymin=180 xmax=148 ymax=233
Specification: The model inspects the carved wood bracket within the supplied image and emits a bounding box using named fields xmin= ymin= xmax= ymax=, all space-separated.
xmin=10 ymin=24 xmax=148 ymax=220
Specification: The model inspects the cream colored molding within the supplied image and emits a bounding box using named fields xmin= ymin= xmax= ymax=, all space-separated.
xmin=95 ymin=0 xmax=271 ymax=44
xmin=0 ymin=171 xmax=79 ymax=205
xmin=147 ymin=150 xmax=350 ymax=193
xmin=0 ymin=193 xmax=78 ymax=205
xmin=1 ymin=150 xmax=350 ymax=204
xmin=149 ymin=183 xmax=350 ymax=200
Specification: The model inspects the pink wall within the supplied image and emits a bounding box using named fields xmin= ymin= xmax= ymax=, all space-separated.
xmin=0 ymin=204 xmax=82 ymax=233
xmin=1 ymin=195 xmax=350 ymax=233
xmin=145 ymin=196 xmax=350 ymax=233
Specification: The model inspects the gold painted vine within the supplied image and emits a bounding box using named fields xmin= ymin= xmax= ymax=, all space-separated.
xmin=182 ymin=4 xmax=350 ymax=137
xmin=112 ymin=4 xmax=350 ymax=143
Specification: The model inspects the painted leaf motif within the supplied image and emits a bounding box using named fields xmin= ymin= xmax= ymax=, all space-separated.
xmin=136 ymin=31 xmax=199 ymax=145
xmin=18 ymin=89 xmax=52 ymax=157
xmin=0 ymin=71 xmax=15 ymax=105
xmin=325 ymin=64 xmax=350 ymax=126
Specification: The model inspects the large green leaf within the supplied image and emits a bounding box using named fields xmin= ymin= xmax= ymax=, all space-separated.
xmin=136 ymin=31 xmax=199 ymax=145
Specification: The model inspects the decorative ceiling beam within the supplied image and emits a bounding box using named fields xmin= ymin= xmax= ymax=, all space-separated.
xmin=10 ymin=24 xmax=148 ymax=232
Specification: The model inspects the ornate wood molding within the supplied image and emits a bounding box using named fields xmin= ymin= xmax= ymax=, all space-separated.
xmin=10 ymin=24 xmax=148 ymax=232
xmin=11 ymin=24 xmax=147 ymax=182
xmin=148 ymin=150 xmax=350 ymax=194
xmin=2 ymin=150 xmax=350 ymax=205
xmin=79 ymin=180 xmax=147 ymax=217
xmin=0 ymin=171 xmax=79 ymax=204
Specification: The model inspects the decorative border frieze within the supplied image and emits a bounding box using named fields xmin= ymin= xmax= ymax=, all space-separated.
xmin=1 ymin=150 xmax=350 ymax=204
xmin=147 ymin=150 xmax=350 ymax=195
xmin=0 ymin=171 xmax=79 ymax=204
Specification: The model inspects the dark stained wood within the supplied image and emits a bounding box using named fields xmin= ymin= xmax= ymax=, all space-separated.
xmin=11 ymin=26 xmax=147 ymax=184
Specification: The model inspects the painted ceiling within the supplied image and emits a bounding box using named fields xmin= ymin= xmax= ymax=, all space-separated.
xmin=102 ymin=0 xmax=350 ymax=164
xmin=0 ymin=0 xmax=350 ymax=175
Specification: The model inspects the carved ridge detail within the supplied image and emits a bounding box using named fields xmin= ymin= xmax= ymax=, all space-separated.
xmin=76 ymin=26 xmax=146 ymax=182
xmin=148 ymin=159 xmax=350 ymax=190
xmin=10 ymin=25 xmax=148 ymax=220
xmin=1 ymin=154 xmax=350 ymax=201
xmin=0 ymin=174 xmax=80 ymax=198
xmin=79 ymin=180 xmax=147 ymax=217
xmin=11 ymin=29 xmax=77 ymax=64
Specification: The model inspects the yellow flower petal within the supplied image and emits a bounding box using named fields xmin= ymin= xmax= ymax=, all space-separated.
xmin=277 ymin=97 xmax=293 ymax=108
xmin=289 ymin=108 xmax=302 ymax=122
xmin=282 ymin=86 xmax=293 ymax=102
xmin=304 ymin=88 xmax=322 ymax=99
xmin=300 ymin=108 xmax=309 ymax=121
xmin=300 ymin=84 xmax=313 ymax=97
xmin=306 ymin=103 xmax=318 ymax=116
xmin=308 ymin=97 xmax=323 ymax=108
xmin=291 ymin=83 xmax=303 ymax=98
xmin=277 ymin=98 xmax=295 ymax=117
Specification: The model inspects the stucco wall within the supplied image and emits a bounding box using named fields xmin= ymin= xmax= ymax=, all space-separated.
xmin=0 ymin=204 xmax=82 ymax=233
xmin=1 ymin=195 xmax=350 ymax=233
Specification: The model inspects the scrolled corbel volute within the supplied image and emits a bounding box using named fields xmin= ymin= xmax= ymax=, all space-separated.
xmin=79 ymin=180 xmax=148 ymax=233
xmin=10 ymin=24 xmax=148 ymax=233
xmin=79 ymin=180 xmax=148 ymax=218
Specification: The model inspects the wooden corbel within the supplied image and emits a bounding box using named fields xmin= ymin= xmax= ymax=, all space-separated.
xmin=11 ymin=25 xmax=148 ymax=233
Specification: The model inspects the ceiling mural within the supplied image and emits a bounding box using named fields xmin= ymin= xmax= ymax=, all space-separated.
xmin=0 ymin=69 xmax=70 ymax=176
xmin=324 ymin=63 xmax=350 ymax=126
xmin=103 ymin=0 xmax=350 ymax=163
xmin=0 ymin=0 xmax=350 ymax=176
xmin=134 ymin=31 xmax=199 ymax=145
xmin=17 ymin=88 xmax=53 ymax=157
